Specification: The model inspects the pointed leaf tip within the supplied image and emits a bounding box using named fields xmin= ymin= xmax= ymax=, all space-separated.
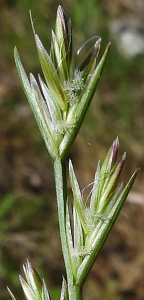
xmin=7 ymin=288 xmax=17 ymax=300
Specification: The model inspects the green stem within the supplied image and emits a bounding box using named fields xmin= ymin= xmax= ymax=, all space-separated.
xmin=54 ymin=158 xmax=82 ymax=300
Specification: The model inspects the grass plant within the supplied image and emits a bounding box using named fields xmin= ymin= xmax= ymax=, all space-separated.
xmin=8 ymin=6 xmax=138 ymax=300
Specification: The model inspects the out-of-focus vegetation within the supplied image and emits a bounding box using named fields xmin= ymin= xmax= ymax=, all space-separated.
xmin=0 ymin=0 xmax=144 ymax=299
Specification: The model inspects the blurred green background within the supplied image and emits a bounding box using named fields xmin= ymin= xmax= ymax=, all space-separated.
xmin=0 ymin=0 xmax=144 ymax=299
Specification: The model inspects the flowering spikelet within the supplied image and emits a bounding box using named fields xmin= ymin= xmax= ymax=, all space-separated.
xmin=8 ymin=260 xmax=51 ymax=300
xmin=14 ymin=6 xmax=110 ymax=159
xmin=67 ymin=138 xmax=139 ymax=284
xmin=8 ymin=260 xmax=68 ymax=300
